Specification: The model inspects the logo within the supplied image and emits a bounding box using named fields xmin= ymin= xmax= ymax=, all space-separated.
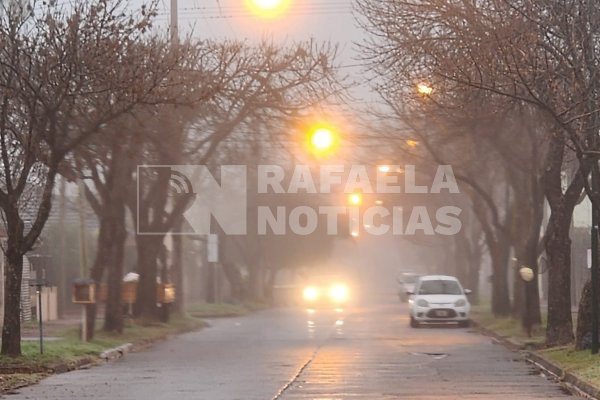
xmin=136 ymin=164 xmax=462 ymax=236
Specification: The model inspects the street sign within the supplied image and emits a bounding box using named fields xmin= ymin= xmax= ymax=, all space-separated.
xmin=207 ymin=234 xmax=219 ymax=263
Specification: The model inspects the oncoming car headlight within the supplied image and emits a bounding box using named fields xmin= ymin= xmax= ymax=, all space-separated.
xmin=329 ymin=284 xmax=349 ymax=303
xmin=303 ymin=286 xmax=318 ymax=301
xmin=416 ymin=299 xmax=429 ymax=307
xmin=454 ymin=299 xmax=467 ymax=307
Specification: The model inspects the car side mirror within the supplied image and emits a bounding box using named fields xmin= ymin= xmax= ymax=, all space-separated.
xmin=464 ymin=289 xmax=472 ymax=295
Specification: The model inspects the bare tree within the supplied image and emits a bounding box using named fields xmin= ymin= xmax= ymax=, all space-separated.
xmin=127 ymin=39 xmax=344 ymax=320
xmin=0 ymin=0 xmax=192 ymax=355
xmin=356 ymin=0 xmax=599 ymax=346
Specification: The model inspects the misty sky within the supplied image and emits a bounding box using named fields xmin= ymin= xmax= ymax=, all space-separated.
xmin=147 ymin=0 xmax=374 ymax=101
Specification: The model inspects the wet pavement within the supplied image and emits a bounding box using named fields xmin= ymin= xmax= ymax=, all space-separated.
xmin=5 ymin=303 xmax=573 ymax=399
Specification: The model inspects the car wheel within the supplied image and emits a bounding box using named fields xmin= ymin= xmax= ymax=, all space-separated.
xmin=410 ymin=316 xmax=419 ymax=328
xmin=458 ymin=320 xmax=470 ymax=328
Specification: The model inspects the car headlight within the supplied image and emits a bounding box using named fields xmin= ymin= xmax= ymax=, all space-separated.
xmin=416 ymin=299 xmax=429 ymax=307
xmin=329 ymin=284 xmax=349 ymax=303
xmin=303 ymin=286 xmax=318 ymax=301
xmin=454 ymin=299 xmax=467 ymax=307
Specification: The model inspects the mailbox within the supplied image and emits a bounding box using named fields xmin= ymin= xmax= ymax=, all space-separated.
xmin=122 ymin=282 xmax=138 ymax=304
xmin=157 ymin=283 xmax=175 ymax=304
xmin=72 ymin=278 xmax=96 ymax=304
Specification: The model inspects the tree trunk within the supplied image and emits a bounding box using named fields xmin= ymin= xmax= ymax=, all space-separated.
xmin=86 ymin=219 xmax=109 ymax=340
xmin=222 ymin=262 xmax=244 ymax=302
xmin=103 ymin=203 xmax=127 ymax=333
xmin=467 ymin=246 xmax=481 ymax=304
xmin=171 ymin=226 xmax=184 ymax=314
xmin=1 ymin=245 xmax=24 ymax=356
xmin=575 ymin=281 xmax=596 ymax=349
xmin=545 ymin=210 xmax=575 ymax=345
xmin=490 ymin=238 xmax=512 ymax=316
xmin=472 ymin=196 xmax=511 ymax=316
xmin=542 ymin=134 xmax=584 ymax=346
xmin=134 ymin=235 xmax=161 ymax=319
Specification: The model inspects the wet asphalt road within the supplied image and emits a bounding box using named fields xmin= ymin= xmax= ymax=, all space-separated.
xmin=6 ymin=303 xmax=573 ymax=400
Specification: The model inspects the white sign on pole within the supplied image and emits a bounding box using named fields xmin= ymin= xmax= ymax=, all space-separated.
xmin=207 ymin=234 xmax=219 ymax=263
xmin=588 ymin=248 xmax=592 ymax=269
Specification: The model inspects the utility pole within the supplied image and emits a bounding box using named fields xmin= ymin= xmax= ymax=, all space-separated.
xmin=170 ymin=0 xmax=178 ymax=44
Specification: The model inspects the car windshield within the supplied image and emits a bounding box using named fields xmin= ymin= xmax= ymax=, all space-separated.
xmin=418 ymin=280 xmax=462 ymax=295
xmin=402 ymin=275 xmax=418 ymax=284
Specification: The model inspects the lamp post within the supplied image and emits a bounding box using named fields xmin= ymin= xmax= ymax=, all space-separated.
xmin=519 ymin=266 xmax=535 ymax=338
xmin=170 ymin=0 xmax=178 ymax=43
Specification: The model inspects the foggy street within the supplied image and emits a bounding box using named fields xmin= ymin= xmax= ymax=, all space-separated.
xmin=6 ymin=303 xmax=572 ymax=400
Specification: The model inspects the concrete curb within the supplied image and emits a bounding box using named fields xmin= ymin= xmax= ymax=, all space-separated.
xmin=526 ymin=352 xmax=600 ymax=400
xmin=472 ymin=319 xmax=600 ymax=400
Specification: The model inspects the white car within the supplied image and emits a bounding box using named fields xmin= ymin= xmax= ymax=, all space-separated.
xmin=408 ymin=275 xmax=471 ymax=328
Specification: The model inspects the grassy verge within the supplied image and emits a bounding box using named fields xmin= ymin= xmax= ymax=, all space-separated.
xmin=470 ymin=304 xmax=546 ymax=347
xmin=186 ymin=302 xmax=267 ymax=318
xmin=540 ymin=346 xmax=600 ymax=388
xmin=0 ymin=315 xmax=206 ymax=392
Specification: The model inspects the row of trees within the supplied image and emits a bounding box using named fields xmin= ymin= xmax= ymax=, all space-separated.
xmin=0 ymin=0 xmax=344 ymax=356
xmin=357 ymin=0 xmax=600 ymax=347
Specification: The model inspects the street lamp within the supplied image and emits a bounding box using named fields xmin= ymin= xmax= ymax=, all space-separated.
xmin=519 ymin=266 xmax=535 ymax=338
xmin=348 ymin=193 xmax=362 ymax=206
xmin=307 ymin=124 xmax=337 ymax=157
xmin=311 ymin=128 xmax=334 ymax=151
xmin=406 ymin=139 xmax=419 ymax=148
xmin=417 ymin=82 xmax=433 ymax=96
xmin=245 ymin=0 xmax=290 ymax=18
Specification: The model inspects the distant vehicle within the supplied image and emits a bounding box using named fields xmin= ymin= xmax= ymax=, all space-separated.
xmin=301 ymin=274 xmax=350 ymax=308
xmin=397 ymin=272 xmax=420 ymax=302
xmin=407 ymin=275 xmax=471 ymax=328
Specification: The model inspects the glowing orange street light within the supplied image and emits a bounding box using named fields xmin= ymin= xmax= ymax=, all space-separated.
xmin=348 ymin=193 xmax=362 ymax=206
xmin=311 ymin=128 xmax=334 ymax=150
xmin=406 ymin=139 xmax=419 ymax=148
xmin=378 ymin=165 xmax=391 ymax=173
xmin=245 ymin=0 xmax=290 ymax=18
xmin=416 ymin=82 xmax=433 ymax=96
xmin=307 ymin=123 xmax=338 ymax=156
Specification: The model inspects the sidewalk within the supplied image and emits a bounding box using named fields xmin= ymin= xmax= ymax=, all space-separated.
xmin=472 ymin=309 xmax=600 ymax=400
